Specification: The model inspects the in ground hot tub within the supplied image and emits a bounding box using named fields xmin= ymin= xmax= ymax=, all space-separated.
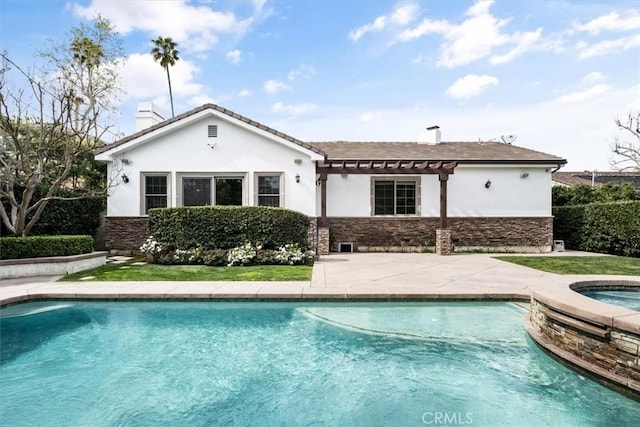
xmin=527 ymin=280 xmax=640 ymax=398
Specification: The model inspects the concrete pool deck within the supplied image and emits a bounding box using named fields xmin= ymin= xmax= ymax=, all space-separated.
xmin=2 ymin=251 xmax=639 ymax=306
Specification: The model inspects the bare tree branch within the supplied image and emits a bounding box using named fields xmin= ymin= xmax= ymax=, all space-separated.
xmin=610 ymin=111 xmax=640 ymax=172
xmin=0 ymin=17 xmax=122 ymax=236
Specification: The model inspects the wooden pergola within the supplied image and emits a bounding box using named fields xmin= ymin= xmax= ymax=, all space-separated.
xmin=316 ymin=159 xmax=457 ymax=228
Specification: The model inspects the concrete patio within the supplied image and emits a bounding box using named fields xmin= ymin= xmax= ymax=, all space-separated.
xmin=2 ymin=251 xmax=638 ymax=306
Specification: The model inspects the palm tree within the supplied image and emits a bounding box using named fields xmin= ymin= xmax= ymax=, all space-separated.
xmin=151 ymin=37 xmax=179 ymax=117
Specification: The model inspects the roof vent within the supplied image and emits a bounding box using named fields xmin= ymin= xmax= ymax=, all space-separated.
xmin=208 ymin=125 xmax=218 ymax=138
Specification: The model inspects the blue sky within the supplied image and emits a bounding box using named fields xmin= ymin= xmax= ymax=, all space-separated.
xmin=1 ymin=0 xmax=639 ymax=170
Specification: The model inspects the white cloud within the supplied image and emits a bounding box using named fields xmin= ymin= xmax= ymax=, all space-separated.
xmin=263 ymin=79 xmax=291 ymax=94
xmin=395 ymin=0 xmax=542 ymax=67
xmin=287 ymin=64 xmax=317 ymax=81
xmin=551 ymin=84 xmax=611 ymax=104
xmin=238 ymin=89 xmax=253 ymax=97
xmin=120 ymin=53 xmax=203 ymax=100
xmin=578 ymin=34 xmax=640 ymax=59
xmin=582 ymin=72 xmax=606 ymax=84
xmin=348 ymin=3 xmax=419 ymax=41
xmin=273 ymin=84 xmax=636 ymax=171
xmin=490 ymin=29 xmax=542 ymax=64
xmin=272 ymin=102 xmax=317 ymax=116
xmin=72 ymin=1 xmax=266 ymax=52
xmin=445 ymin=74 xmax=499 ymax=100
xmin=574 ymin=10 xmax=640 ymax=35
xmin=191 ymin=94 xmax=217 ymax=106
xmin=226 ymin=49 xmax=241 ymax=64
xmin=411 ymin=54 xmax=425 ymax=64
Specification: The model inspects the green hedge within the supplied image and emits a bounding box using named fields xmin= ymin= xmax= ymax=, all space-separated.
xmin=1 ymin=189 xmax=105 ymax=237
xmin=149 ymin=206 xmax=310 ymax=250
xmin=30 ymin=196 xmax=105 ymax=236
xmin=553 ymin=201 xmax=640 ymax=257
xmin=0 ymin=235 xmax=94 ymax=260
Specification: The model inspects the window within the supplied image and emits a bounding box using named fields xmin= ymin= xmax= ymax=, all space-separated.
xmin=256 ymin=175 xmax=281 ymax=207
xmin=183 ymin=177 xmax=211 ymax=206
xmin=215 ymin=177 xmax=243 ymax=205
xmin=143 ymin=174 xmax=169 ymax=214
xmin=373 ymin=179 xmax=418 ymax=215
xmin=178 ymin=174 xmax=244 ymax=207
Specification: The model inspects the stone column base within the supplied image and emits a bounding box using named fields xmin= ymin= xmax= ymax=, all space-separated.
xmin=318 ymin=227 xmax=330 ymax=255
xmin=436 ymin=228 xmax=453 ymax=255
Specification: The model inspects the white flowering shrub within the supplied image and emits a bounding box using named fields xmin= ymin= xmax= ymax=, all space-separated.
xmin=274 ymin=243 xmax=315 ymax=265
xmin=227 ymin=242 xmax=259 ymax=266
xmin=140 ymin=236 xmax=163 ymax=256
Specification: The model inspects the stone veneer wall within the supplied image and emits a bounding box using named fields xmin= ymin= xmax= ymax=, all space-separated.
xmin=327 ymin=217 xmax=552 ymax=250
xmin=108 ymin=216 xmax=328 ymax=254
xmin=530 ymin=299 xmax=640 ymax=383
xmin=105 ymin=217 xmax=150 ymax=252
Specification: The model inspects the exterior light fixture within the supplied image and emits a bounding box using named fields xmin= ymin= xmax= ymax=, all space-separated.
xmin=122 ymin=174 xmax=130 ymax=184
xmin=485 ymin=179 xmax=491 ymax=189
xmin=295 ymin=173 xmax=300 ymax=183
xmin=520 ymin=172 xmax=529 ymax=179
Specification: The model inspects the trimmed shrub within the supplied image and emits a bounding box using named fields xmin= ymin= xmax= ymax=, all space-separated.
xmin=31 ymin=195 xmax=105 ymax=236
xmin=0 ymin=235 xmax=94 ymax=260
xmin=553 ymin=201 xmax=640 ymax=257
xmin=149 ymin=206 xmax=310 ymax=250
xmin=552 ymin=205 xmax=586 ymax=249
xmin=1 ymin=187 xmax=105 ymax=238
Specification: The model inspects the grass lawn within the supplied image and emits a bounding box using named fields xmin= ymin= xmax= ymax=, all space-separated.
xmin=494 ymin=256 xmax=640 ymax=275
xmin=60 ymin=259 xmax=313 ymax=282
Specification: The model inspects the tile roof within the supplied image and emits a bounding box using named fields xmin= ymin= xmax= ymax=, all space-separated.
xmin=309 ymin=141 xmax=566 ymax=164
xmin=96 ymin=103 xmax=324 ymax=155
xmin=96 ymin=103 xmax=566 ymax=165
xmin=552 ymin=171 xmax=640 ymax=188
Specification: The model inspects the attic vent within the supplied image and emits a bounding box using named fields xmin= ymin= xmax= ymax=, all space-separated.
xmin=208 ymin=125 xmax=218 ymax=138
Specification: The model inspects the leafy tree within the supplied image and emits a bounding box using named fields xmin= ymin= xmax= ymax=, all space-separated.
xmin=611 ymin=111 xmax=640 ymax=171
xmin=552 ymin=182 xmax=639 ymax=207
xmin=151 ymin=37 xmax=180 ymax=117
xmin=0 ymin=16 xmax=122 ymax=236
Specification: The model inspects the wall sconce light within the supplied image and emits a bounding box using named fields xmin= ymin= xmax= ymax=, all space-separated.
xmin=122 ymin=174 xmax=130 ymax=184
xmin=121 ymin=158 xmax=131 ymax=165
xmin=295 ymin=173 xmax=300 ymax=183
xmin=520 ymin=172 xmax=529 ymax=179
xmin=484 ymin=179 xmax=491 ymax=189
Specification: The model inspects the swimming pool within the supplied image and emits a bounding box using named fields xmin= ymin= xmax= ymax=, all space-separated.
xmin=1 ymin=301 xmax=638 ymax=426
xmin=580 ymin=290 xmax=640 ymax=312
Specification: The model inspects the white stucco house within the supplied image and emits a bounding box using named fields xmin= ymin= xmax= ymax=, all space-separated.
xmin=95 ymin=103 xmax=567 ymax=255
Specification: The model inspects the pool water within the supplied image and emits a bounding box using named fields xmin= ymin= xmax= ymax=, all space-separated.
xmin=581 ymin=290 xmax=640 ymax=312
xmin=1 ymin=301 xmax=638 ymax=426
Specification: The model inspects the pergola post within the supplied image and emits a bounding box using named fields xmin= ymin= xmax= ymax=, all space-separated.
xmin=317 ymin=171 xmax=329 ymax=255
xmin=436 ymin=172 xmax=453 ymax=255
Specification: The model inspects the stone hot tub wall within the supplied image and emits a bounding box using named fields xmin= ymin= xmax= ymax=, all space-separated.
xmin=527 ymin=280 xmax=640 ymax=397
xmin=326 ymin=217 xmax=553 ymax=251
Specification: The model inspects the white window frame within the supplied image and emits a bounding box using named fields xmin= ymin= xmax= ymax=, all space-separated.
xmin=254 ymin=173 xmax=284 ymax=207
xmin=140 ymin=172 xmax=171 ymax=215
xmin=176 ymin=172 xmax=247 ymax=207
xmin=370 ymin=176 xmax=421 ymax=216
